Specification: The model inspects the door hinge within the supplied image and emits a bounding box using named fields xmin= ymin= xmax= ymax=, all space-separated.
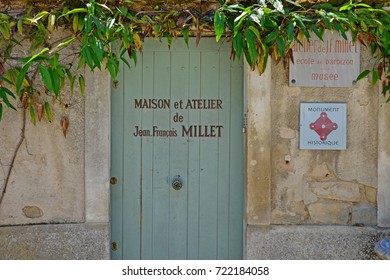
xmin=243 ymin=113 xmax=247 ymax=133
xmin=111 ymin=242 xmax=118 ymax=251
xmin=110 ymin=177 xmax=118 ymax=185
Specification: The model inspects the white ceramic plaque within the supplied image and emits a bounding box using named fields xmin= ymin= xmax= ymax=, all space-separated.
xmin=289 ymin=31 xmax=360 ymax=87
xmin=300 ymin=103 xmax=347 ymax=150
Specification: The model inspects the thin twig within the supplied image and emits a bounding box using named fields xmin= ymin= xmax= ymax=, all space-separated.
xmin=0 ymin=108 xmax=26 ymax=207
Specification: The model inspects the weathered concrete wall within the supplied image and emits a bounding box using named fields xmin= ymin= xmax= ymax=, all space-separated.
xmin=246 ymin=46 xmax=383 ymax=228
xmin=268 ymin=47 xmax=378 ymax=226
xmin=0 ymin=14 xmax=110 ymax=258
xmin=245 ymin=32 xmax=390 ymax=259
xmin=245 ymin=61 xmax=272 ymax=225
xmin=0 ymin=66 xmax=111 ymax=259
xmin=0 ymin=67 xmax=111 ymax=259
xmin=0 ymin=57 xmax=85 ymax=226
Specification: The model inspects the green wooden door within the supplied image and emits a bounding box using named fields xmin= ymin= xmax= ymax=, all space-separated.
xmin=111 ymin=38 xmax=244 ymax=260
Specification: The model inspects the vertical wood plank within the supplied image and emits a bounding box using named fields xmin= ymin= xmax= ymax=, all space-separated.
xmin=122 ymin=54 xmax=143 ymax=260
xmin=217 ymin=51 xmax=231 ymax=259
xmin=140 ymin=52 xmax=155 ymax=259
xmin=152 ymin=51 xmax=171 ymax=259
xmin=186 ymin=52 xmax=201 ymax=259
xmin=169 ymin=51 xmax=189 ymax=259
xmin=198 ymin=50 xmax=220 ymax=259
xmin=111 ymin=60 xmax=124 ymax=260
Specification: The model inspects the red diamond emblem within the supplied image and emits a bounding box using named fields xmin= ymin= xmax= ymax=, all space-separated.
xmin=309 ymin=112 xmax=338 ymax=141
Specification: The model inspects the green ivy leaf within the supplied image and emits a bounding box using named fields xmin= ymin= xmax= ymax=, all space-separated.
xmin=82 ymin=45 xmax=95 ymax=69
xmin=59 ymin=8 xmax=88 ymax=18
xmin=277 ymin=36 xmax=286 ymax=58
xmin=214 ymin=10 xmax=226 ymax=42
xmin=106 ymin=55 xmax=119 ymax=79
xmin=79 ymin=75 xmax=85 ymax=95
xmin=21 ymin=48 xmax=49 ymax=65
xmin=32 ymin=11 xmax=50 ymax=22
xmin=39 ymin=64 xmax=54 ymax=93
xmin=269 ymin=0 xmax=284 ymax=14
xmin=248 ymin=26 xmax=260 ymax=40
xmin=287 ymin=21 xmax=295 ymax=44
xmin=234 ymin=10 xmax=250 ymax=36
xmin=73 ymin=14 xmax=79 ymax=33
xmin=383 ymin=29 xmax=389 ymax=53
xmin=182 ymin=27 xmax=189 ymax=47
xmin=257 ymin=42 xmax=268 ymax=75
xmin=0 ymin=76 xmax=14 ymax=88
xmin=51 ymin=70 xmax=61 ymax=97
xmin=356 ymin=69 xmax=370 ymax=81
xmin=372 ymin=70 xmax=379 ymax=87
xmin=286 ymin=0 xmax=303 ymax=9
xmin=249 ymin=8 xmax=264 ymax=28
xmin=319 ymin=10 xmax=333 ymax=30
xmin=308 ymin=23 xmax=323 ymax=41
xmin=334 ymin=22 xmax=347 ymax=40
xmin=0 ymin=22 xmax=10 ymax=40
xmin=93 ymin=39 xmax=104 ymax=65
xmin=47 ymin=14 xmax=56 ymax=33
xmin=16 ymin=64 xmax=30 ymax=94
xmin=244 ymin=29 xmax=258 ymax=65
xmin=264 ymin=30 xmax=279 ymax=45
xmin=17 ymin=19 xmax=23 ymax=35
xmin=0 ymin=89 xmax=16 ymax=110
xmin=96 ymin=2 xmax=113 ymax=14
xmin=339 ymin=1 xmax=353 ymax=12
xmin=255 ymin=8 xmax=265 ymax=26
xmin=50 ymin=37 xmax=76 ymax=54
xmin=106 ymin=17 xmax=116 ymax=39
xmin=233 ymin=32 xmax=244 ymax=58
xmin=44 ymin=102 xmax=52 ymax=122
xmin=30 ymin=104 xmax=37 ymax=126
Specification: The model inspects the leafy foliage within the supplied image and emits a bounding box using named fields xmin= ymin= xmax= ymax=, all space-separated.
xmin=215 ymin=0 xmax=390 ymax=90
xmin=0 ymin=0 xmax=389 ymax=123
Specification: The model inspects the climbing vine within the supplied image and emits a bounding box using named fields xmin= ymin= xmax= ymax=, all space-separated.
xmin=0 ymin=0 xmax=389 ymax=124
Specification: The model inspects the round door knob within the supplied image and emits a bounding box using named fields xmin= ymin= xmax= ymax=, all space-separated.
xmin=172 ymin=175 xmax=183 ymax=190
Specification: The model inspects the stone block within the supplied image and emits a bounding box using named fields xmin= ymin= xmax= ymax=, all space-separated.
xmin=310 ymin=181 xmax=361 ymax=202
xmin=352 ymin=204 xmax=377 ymax=226
xmin=279 ymin=127 xmax=296 ymax=139
xmin=309 ymin=162 xmax=336 ymax=180
xmin=303 ymin=186 xmax=318 ymax=205
xmin=308 ymin=201 xmax=351 ymax=224
xmin=364 ymin=186 xmax=377 ymax=205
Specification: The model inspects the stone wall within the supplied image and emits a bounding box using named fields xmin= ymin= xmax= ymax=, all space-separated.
xmin=269 ymin=46 xmax=379 ymax=226
xmin=245 ymin=26 xmax=390 ymax=260
xmin=0 ymin=3 xmax=111 ymax=258
xmin=0 ymin=34 xmax=85 ymax=225
xmin=245 ymin=43 xmax=385 ymax=228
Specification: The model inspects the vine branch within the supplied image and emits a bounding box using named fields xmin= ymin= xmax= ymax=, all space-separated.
xmin=0 ymin=107 xmax=26 ymax=208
